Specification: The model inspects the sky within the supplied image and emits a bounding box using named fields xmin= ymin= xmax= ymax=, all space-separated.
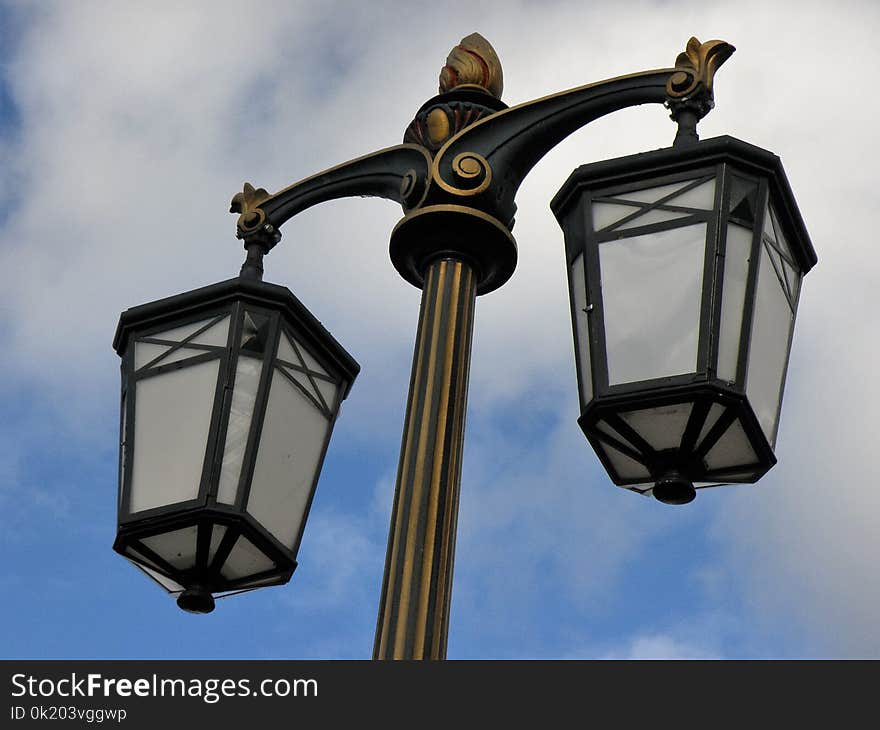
xmin=0 ymin=0 xmax=877 ymax=659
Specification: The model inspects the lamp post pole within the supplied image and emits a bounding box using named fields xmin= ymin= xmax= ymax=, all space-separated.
xmin=229 ymin=32 xmax=733 ymax=659
xmin=374 ymin=257 xmax=477 ymax=659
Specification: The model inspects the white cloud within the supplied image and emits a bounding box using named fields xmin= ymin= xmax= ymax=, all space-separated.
xmin=596 ymin=634 xmax=719 ymax=660
xmin=2 ymin=0 xmax=879 ymax=657
xmin=280 ymin=510 xmax=382 ymax=612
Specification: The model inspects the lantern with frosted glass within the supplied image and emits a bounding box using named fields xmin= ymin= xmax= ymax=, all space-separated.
xmin=551 ymin=136 xmax=816 ymax=505
xmin=112 ymin=277 xmax=359 ymax=612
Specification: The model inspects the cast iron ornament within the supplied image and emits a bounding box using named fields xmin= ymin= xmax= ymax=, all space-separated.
xmin=230 ymin=35 xmax=734 ymax=294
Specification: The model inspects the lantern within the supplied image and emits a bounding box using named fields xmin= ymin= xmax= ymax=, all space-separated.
xmin=551 ymin=135 xmax=817 ymax=504
xmin=112 ymin=277 xmax=359 ymax=610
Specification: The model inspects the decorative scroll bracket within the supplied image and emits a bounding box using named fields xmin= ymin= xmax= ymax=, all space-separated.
xmin=229 ymin=35 xmax=734 ymax=292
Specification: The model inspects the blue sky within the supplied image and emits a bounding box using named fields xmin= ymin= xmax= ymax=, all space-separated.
xmin=1 ymin=0 xmax=878 ymax=659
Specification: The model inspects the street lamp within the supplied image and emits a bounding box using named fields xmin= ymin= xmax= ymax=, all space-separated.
xmin=552 ymin=136 xmax=817 ymax=504
xmin=113 ymin=33 xmax=815 ymax=657
xmin=113 ymin=277 xmax=359 ymax=613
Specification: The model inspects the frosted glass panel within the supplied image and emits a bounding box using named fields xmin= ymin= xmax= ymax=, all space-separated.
xmin=217 ymin=355 xmax=264 ymax=504
xmin=275 ymin=365 xmax=333 ymax=416
xmin=188 ymin=317 xmax=230 ymax=347
xmin=129 ymin=359 xmax=219 ymax=512
xmin=569 ymin=254 xmax=593 ymax=404
xmin=220 ymin=536 xmax=275 ymax=581
xmin=297 ymin=344 xmax=329 ymax=379
xmin=151 ymin=317 xmax=224 ymax=345
xmin=592 ymin=179 xmax=713 ymax=232
xmin=124 ymin=546 xmax=163 ymax=572
xmin=314 ymin=378 xmax=339 ymax=412
xmin=600 ymin=442 xmax=651 ymax=481
xmin=615 ymin=208 xmax=691 ymax=231
xmin=779 ymin=257 xmax=796 ymax=305
xmin=747 ymin=245 xmax=795 ymax=444
xmin=618 ymin=181 xmax=690 ymax=204
xmin=595 ymin=421 xmax=637 ymax=451
xmin=671 ymin=179 xmax=715 ymax=210
xmin=141 ymin=525 xmax=198 ymax=570
xmin=704 ymin=419 xmax=757 ymax=470
xmin=619 ymin=403 xmax=693 ymax=451
xmin=208 ymin=524 xmax=228 ymax=564
xmin=763 ymin=202 xmax=777 ymax=244
xmin=136 ymin=317 xmax=229 ymax=370
xmin=601 ymin=224 xmax=706 ymax=384
xmin=787 ymin=269 xmax=801 ymax=308
xmin=276 ymin=331 xmax=300 ymax=366
xmin=697 ymin=403 xmax=727 ymax=447
xmin=277 ymin=331 xmax=329 ymax=379
xmin=128 ymin=560 xmax=184 ymax=593
xmin=717 ymin=224 xmax=753 ymax=382
xmin=135 ymin=342 xmax=169 ymax=370
xmin=591 ymin=202 xmax=641 ymax=231
xmin=247 ymin=370 xmax=332 ymax=548
xmin=765 ymin=243 xmax=788 ymax=295
xmin=766 ymin=206 xmax=801 ymax=311
xmin=769 ymin=207 xmax=790 ymax=254
xmin=283 ymin=365 xmax=317 ymax=399
xmin=135 ymin=342 xmax=210 ymax=370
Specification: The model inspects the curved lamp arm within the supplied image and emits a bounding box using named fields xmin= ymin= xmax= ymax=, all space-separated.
xmin=230 ymin=36 xmax=733 ymax=278
xmin=428 ymin=68 xmax=676 ymax=226
xmin=230 ymin=143 xmax=433 ymax=247
xmin=428 ymin=38 xmax=734 ymax=226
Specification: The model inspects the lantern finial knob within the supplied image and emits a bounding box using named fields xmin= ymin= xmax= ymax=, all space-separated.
xmin=177 ymin=585 xmax=216 ymax=614
xmin=653 ymin=472 xmax=696 ymax=505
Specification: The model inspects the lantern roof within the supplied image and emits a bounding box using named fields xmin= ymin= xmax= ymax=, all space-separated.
xmin=551 ymin=135 xmax=817 ymax=274
xmin=113 ymin=276 xmax=360 ymax=399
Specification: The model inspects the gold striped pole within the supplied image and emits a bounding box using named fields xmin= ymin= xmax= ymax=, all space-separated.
xmin=373 ymin=256 xmax=477 ymax=660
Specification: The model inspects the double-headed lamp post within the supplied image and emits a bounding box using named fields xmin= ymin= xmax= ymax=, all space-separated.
xmin=113 ymin=34 xmax=816 ymax=659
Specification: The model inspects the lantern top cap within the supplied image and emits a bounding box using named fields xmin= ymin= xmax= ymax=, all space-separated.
xmin=551 ymin=134 xmax=817 ymax=273
xmin=113 ymin=277 xmax=360 ymax=390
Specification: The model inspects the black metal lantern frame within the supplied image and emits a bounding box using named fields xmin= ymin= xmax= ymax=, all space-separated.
xmin=112 ymin=277 xmax=359 ymax=610
xmin=552 ymin=135 xmax=816 ymax=502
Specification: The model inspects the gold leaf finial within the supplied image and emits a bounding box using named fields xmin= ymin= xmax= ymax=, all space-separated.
xmin=439 ymin=32 xmax=503 ymax=99
xmin=230 ymin=182 xmax=273 ymax=238
xmin=668 ymin=37 xmax=735 ymax=98
xmin=230 ymin=182 xmax=271 ymax=216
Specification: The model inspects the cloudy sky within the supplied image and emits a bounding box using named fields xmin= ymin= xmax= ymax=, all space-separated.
xmin=1 ymin=0 xmax=876 ymax=659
